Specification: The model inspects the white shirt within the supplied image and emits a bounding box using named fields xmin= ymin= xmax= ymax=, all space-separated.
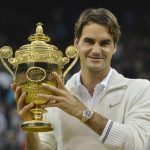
xmin=39 ymin=68 xmax=115 ymax=150
xmin=76 ymin=68 xmax=113 ymax=108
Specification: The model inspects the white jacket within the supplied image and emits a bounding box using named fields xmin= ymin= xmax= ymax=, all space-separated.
xmin=39 ymin=69 xmax=150 ymax=150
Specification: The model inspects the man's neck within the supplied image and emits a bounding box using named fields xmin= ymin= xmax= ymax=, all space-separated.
xmin=80 ymin=68 xmax=110 ymax=96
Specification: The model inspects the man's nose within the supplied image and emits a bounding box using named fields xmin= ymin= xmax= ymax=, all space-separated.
xmin=92 ymin=44 xmax=101 ymax=55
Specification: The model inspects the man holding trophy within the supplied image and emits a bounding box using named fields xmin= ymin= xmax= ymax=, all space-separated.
xmin=8 ymin=8 xmax=150 ymax=150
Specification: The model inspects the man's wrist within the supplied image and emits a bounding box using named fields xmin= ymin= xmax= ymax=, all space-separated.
xmin=80 ymin=108 xmax=94 ymax=123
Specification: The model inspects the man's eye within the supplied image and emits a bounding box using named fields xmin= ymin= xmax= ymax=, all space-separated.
xmin=102 ymin=43 xmax=109 ymax=46
xmin=84 ymin=40 xmax=94 ymax=44
xmin=101 ymin=42 xmax=111 ymax=46
xmin=100 ymin=39 xmax=112 ymax=46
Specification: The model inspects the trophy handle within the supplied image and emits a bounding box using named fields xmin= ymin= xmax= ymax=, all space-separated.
xmin=62 ymin=45 xmax=78 ymax=79
xmin=0 ymin=46 xmax=16 ymax=79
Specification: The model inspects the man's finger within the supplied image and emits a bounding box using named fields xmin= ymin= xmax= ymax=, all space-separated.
xmin=19 ymin=103 xmax=34 ymax=118
xmin=15 ymin=86 xmax=21 ymax=103
xmin=38 ymin=93 xmax=60 ymax=102
xmin=41 ymin=83 xmax=65 ymax=96
xmin=52 ymin=72 xmax=66 ymax=89
xmin=11 ymin=83 xmax=16 ymax=92
xmin=17 ymin=92 xmax=26 ymax=111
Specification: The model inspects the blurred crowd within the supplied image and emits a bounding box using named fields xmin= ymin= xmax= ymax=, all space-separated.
xmin=0 ymin=1 xmax=150 ymax=149
xmin=0 ymin=72 xmax=25 ymax=149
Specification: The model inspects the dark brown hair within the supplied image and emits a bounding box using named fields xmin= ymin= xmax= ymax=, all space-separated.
xmin=75 ymin=8 xmax=121 ymax=44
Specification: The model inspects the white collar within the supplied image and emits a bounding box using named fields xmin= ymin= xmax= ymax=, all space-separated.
xmin=76 ymin=68 xmax=113 ymax=89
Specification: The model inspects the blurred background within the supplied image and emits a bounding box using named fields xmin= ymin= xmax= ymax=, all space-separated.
xmin=0 ymin=0 xmax=149 ymax=149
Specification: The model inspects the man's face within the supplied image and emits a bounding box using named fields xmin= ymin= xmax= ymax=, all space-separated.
xmin=74 ymin=22 xmax=116 ymax=73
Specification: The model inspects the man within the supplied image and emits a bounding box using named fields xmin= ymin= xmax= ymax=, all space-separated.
xmin=12 ymin=8 xmax=150 ymax=150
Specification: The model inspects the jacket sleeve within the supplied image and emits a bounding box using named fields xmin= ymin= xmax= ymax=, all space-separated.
xmin=38 ymin=131 xmax=57 ymax=150
xmin=38 ymin=108 xmax=57 ymax=150
xmin=99 ymin=80 xmax=150 ymax=150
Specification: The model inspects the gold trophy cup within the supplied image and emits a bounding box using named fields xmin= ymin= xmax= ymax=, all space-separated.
xmin=0 ymin=23 xmax=78 ymax=132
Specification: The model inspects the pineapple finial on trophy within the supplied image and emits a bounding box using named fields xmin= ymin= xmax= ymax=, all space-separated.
xmin=36 ymin=22 xmax=43 ymax=34
xmin=28 ymin=22 xmax=50 ymax=42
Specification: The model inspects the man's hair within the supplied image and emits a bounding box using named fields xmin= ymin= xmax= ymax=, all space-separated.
xmin=74 ymin=8 xmax=121 ymax=44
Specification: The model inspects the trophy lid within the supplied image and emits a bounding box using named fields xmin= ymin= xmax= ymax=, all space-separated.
xmin=0 ymin=22 xmax=78 ymax=79
xmin=14 ymin=22 xmax=65 ymax=65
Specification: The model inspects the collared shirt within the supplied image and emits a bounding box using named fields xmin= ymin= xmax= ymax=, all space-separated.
xmin=39 ymin=68 xmax=150 ymax=150
xmin=76 ymin=68 xmax=113 ymax=108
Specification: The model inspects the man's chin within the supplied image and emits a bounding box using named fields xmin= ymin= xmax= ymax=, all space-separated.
xmin=87 ymin=65 xmax=104 ymax=72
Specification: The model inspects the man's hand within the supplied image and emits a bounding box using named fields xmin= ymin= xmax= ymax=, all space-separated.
xmin=11 ymin=84 xmax=34 ymax=122
xmin=38 ymin=72 xmax=86 ymax=119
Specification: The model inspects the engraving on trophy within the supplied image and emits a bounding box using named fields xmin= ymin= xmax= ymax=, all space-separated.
xmin=26 ymin=67 xmax=46 ymax=82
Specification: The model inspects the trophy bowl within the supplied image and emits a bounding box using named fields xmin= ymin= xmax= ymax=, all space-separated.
xmin=0 ymin=23 xmax=78 ymax=132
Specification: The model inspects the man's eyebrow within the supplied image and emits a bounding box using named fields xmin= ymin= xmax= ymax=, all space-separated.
xmin=102 ymin=38 xmax=112 ymax=42
xmin=100 ymin=39 xmax=112 ymax=43
xmin=83 ymin=37 xmax=112 ymax=44
xmin=83 ymin=37 xmax=95 ymax=42
xmin=84 ymin=37 xmax=94 ymax=40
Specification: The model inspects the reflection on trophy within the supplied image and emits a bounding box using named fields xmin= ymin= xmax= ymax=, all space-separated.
xmin=0 ymin=22 xmax=78 ymax=132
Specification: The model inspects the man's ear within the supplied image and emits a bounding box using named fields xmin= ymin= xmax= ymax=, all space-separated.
xmin=113 ymin=48 xmax=116 ymax=54
xmin=113 ymin=44 xmax=117 ymax=54
xmin=74 ymin=38 xmax=79 ymax=47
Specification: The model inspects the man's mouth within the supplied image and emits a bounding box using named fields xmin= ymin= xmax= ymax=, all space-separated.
xmin=88 ymin=56 xmax=103 ymax=60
